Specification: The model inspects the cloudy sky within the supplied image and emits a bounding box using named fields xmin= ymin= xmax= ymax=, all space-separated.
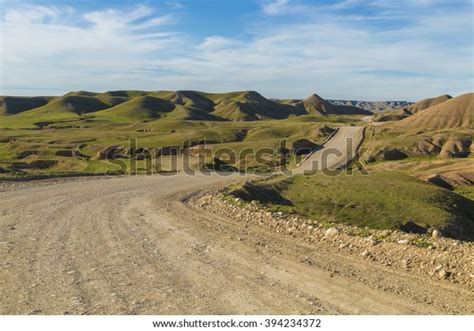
xmin=1 ymin=0 xmax=473 ymax=100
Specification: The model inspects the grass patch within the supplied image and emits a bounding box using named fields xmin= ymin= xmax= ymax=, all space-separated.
xmin=411 ymin=236 xmax=433 ymax=248
xmin=454 ymin=186 xmax=474 ymax=201
xmin=229 ymin=171 xmax=474 ymax=240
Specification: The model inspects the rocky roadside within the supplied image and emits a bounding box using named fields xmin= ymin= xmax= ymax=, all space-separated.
xmin=191 ymin=192 xmax=474 ymax=289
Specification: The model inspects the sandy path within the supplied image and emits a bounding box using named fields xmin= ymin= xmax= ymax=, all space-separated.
xmin=1 ymin=127 xmax=471 ymax=314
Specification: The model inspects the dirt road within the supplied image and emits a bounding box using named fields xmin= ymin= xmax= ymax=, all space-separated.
xmin=1 ymin=127 xmax=472 ymax=314
xmin=295 ymin=126 xmax=364 ymax=174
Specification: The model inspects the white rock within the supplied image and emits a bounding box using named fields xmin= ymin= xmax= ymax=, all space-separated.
xmin=432 ymin=229 xmax=441 ymax=239
xmin=438 ymin=269 xmax=448 ymax=279
xmin=366 ymin=236 xmax=378 ymax=246
xmin=325 ymin=228 xmax=339 ymax=237
xmin=397 ymin=239 xmax=410 ymax=245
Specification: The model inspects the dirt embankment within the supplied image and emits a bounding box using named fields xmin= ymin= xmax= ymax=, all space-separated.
xmin=192 ymin=192 xmax=474 ymax=289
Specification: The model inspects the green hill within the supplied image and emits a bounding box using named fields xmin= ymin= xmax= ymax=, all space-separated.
xmin=211 ymin=91 xmax=306 ymax=120
xmin=4 ymin=95 xmax=112 ymax=124
xmin=0 ymin=96 xmax=53 ymax=115
xmin=24 ymin=95 xmax=111 ymax=116
xmin=0 ymin=89 xmax=371 ymax=128
xmin=297 ymin=93 xmax=372 ymax=116
xmin=93 ymin=96 xmax=175 ymax=121
xmin=165 ymin=91 xmax=215 ymax=111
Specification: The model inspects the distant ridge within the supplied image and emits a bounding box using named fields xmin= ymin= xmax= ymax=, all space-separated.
xmin=0 ymin=90 xmax=372 ymax=122
xmin=328 ymin=99 xmax=413 ymax=112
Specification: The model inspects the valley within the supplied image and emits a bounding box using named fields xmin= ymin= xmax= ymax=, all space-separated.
xmin=1 ymin=89 xmax=473 ymax=314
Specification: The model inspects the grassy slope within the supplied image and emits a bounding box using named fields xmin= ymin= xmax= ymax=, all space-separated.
xmin=1 ymin=95 xmax=113 ymax=127
xmin=229 ymin=172 xmax=474 ymax=239
xmin=93 ymin=96 xmax=175 ymax=121
xmin=455 ymin=186 xmax=474 ymax=200
xmin=0 ymin=96 xmax=53 ymax=115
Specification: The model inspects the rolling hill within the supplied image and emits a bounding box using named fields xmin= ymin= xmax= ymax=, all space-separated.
xmin=93 ymin=96 xmax=176 ymax=121
xmin=212 ymin=91 xmax=306 ymax=121
xmin=362 ymin=92 xmax=473 ymax=167
xmin=295 ymin=94 xmax=373 ymax=116
xmin=0 ymin=96 xmax=53 ymax=115
xmin=1 ymin=90 xmax=372 ymax=126
xmin=407 ymin=94 xmax=452 ymax=114
xmin=392 ymin=93 xmax=473 ymax=130
xmin=22 ymin=95 xmax=111 ymax=116
xmin=372 ymin=94 xmax=456 ymax=123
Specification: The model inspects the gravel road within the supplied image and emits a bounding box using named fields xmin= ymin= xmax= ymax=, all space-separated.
xmin=295 ymin=126 xmax=364 ymax=174
xmin=1 ymin=127 xmax=471 ymax=314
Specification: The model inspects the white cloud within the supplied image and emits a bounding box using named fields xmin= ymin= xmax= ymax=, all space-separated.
xmin=4 ymin=5 xmax=62 ymax=24
xmin=0 ymin=2 xmax=472 ymax=100
xmin=197 ymin=36 xmax=243 ymax=51
xmin=260 ymin=0 xmax=317 ymax=16
xmin=0 ymin=5 xmax=184 ymax=93
xmin=261 ymin=0 xmax=290 ymax=15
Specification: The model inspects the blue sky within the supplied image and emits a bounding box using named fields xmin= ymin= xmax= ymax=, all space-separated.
xmin=0 ymin=0 xmax=473 ymax=100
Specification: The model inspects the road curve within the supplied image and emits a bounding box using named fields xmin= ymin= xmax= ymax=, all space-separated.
xmin=0 ymin=127 xmax=471 ymax=314
xmin=294 ymin=126 xmax=364 ymax=174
